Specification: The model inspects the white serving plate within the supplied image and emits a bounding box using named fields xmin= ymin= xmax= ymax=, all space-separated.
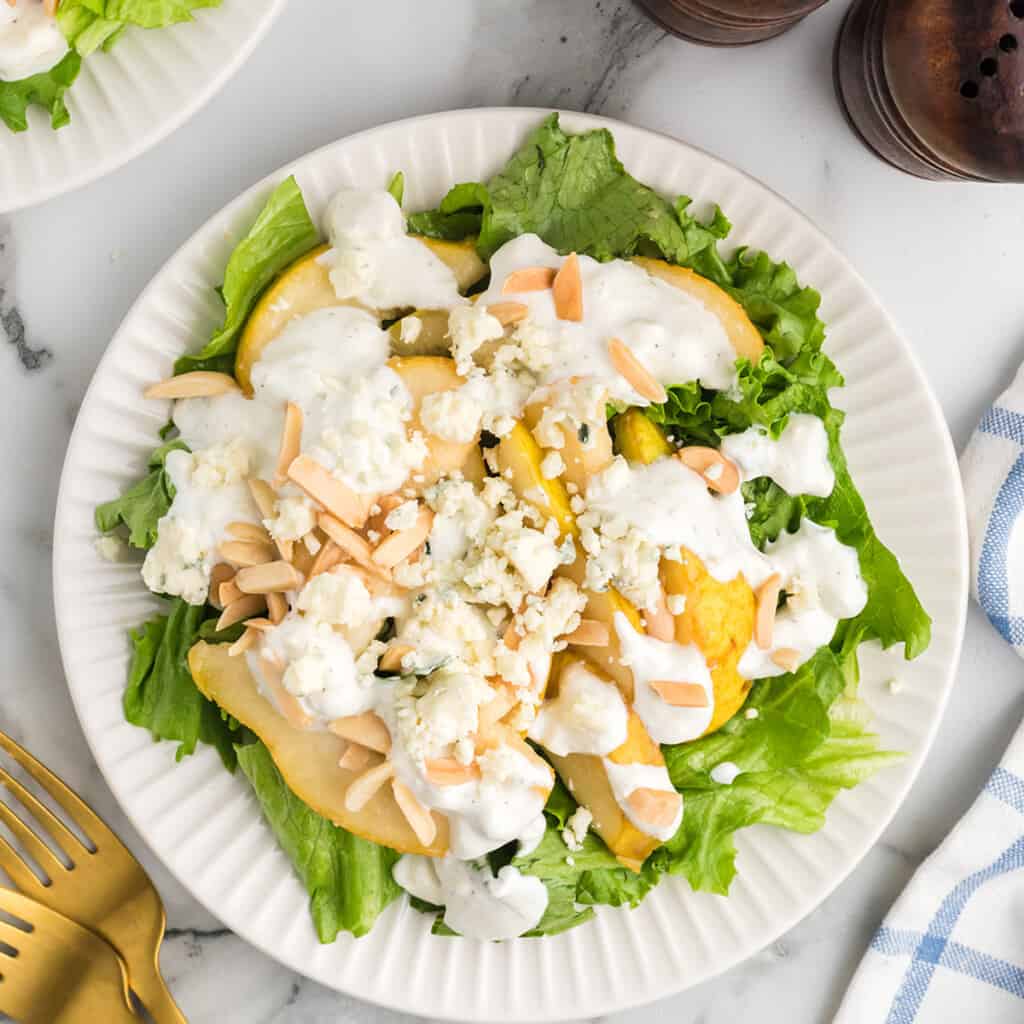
xmin=0 ymin=0 xmax=285 ymax=212
xmin=52 ymin=108 xmax=968 ymax=1021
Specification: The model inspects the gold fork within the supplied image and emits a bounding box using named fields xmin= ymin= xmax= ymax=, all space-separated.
xmin=0 ymin=886 xmax=137 ymax=1023
xmin=0 ymin=731 xmax=186 ymax=1023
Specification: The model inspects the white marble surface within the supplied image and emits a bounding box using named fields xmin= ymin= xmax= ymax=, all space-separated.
xmin=2 ymin=0 xmax=1024 ymax=1021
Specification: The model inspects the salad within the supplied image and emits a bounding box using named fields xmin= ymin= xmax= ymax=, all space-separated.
xmin=95 ymin=114 xmax=931 ymax=942
xmin=0 ymin=0 xmax=220 ymax=133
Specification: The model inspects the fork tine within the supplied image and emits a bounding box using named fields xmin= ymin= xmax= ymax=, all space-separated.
xmin=0 ymin=800 xmax=65 ymax=876
xmin=0 ymin=732 xmax=110 ymax=850
xmin=0 ymin=915 xmax=30 ymax=952
xmin=0 ymin=835 xmax=47 ymax=893
xmin=0 ymin=766 xmax=84 ymax=858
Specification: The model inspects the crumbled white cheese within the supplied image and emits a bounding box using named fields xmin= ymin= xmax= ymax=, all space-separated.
xmin=420 ymin=388 xmax=483 ymax=443
xmin=385 ymin=499 xmax=421 ymax=533
xmin=540 ymin=451 xmax=565 ymax=480
xmin=666 ymin=593 xmax=687 ymax=615
xmin=394 ymin=669 xmax=495 ymax=763
xmin=744 ymin=707 xmax=759 ymax=720
xmin=267 ymin=493 xmax=317 ymax=542
xmin=561 ymin=807 xmax=593 ymax=851
xmin=399 ymin=315 xmax=423 ymax=345
xmin=94 ymin=535 xmax=127 ymax=563
xmin=295 ymin=569 xmax=373 ymax=629
xmin=448 ymin=305 xmax=505 ymax=374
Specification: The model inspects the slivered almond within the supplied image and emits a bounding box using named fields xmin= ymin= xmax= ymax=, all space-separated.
xmin=754 ymin=573 xmax=783 ymax=649
xmin=227 ymin=627 xmax=258 ymax=658
xmin=329 ymin=711 xmax=392 ymax=754
xmin=240 ymin=617 xmax=275 ymax=631
xmin=391 ymin=779 xmax=437 ymax=846
xmin=424 ymin=758 xmax=481 ymax=786
xmin=477 ymin=686 xmax=516 ymax=732
xmin=649 ymin=680 xmax=709 ymax=708
xmin=227 ymin=521 xmax=271 ymax=544
xmin=216 ymin=594 xmax=266 ymax=631
xmin=318 ymin=512 xmax=376 ymax=569
xmin=208 ymin=563 xmax=235 ymax=609
xmin=275 ymin=402 xmax=303 ymax=487
xmin=563 ymin=619 xmax=610 ymax=647
xmin=626 ymin=787 xmax=682 ymax=831
xmin=771 ymin=647 xmax=801 ymax=672
xmin=235 ymin=560 xmax=304 ymax=594
xmin=219 ymin=539 xmax=277 ymax=567
xmin=371 ymin=505 xmax=433 ymax=569
xmin=338 ymin=743 xmax=373 ymax=773
xmin=260 ymin=655 xmax=313 ymax=730
xmin=502 ymin=266 xmax=556 ymax=294
xmin=676 ymin=447 xmax=740 ymax=495
xmin=267 ymin=591 xmax=288 ymax=624
xmin=302 ymin=532 xmax=321 ymax=555
xmin=308 ymin=539 xmax=344 ymax=578
xmin=247 ymin=478 xmax=294 ymax=562
xmin=288 ymin=454 xmax=366 ymax=528
xmin=378 ymin=644 xmax=413 ymax=673
xmin=219 ymin=578 xmax=244 ymax=607
xmin=44 ymin=0 xmax=58 ymax=14
xmin=486 ymin=301 xmax=529 ymax=327
xmin=344 ymin=761 xmax=395 ymax=812
xmin=143 ymin=371 xmax=240 ymax=400
xmin=503 ymin=619 xmax=523 ymax=651
xmin=608 ymin=337 xmax=667 ymax=404
xmin=645 ymin=589 xmax=675 ymax=642
xmin=552 ymin=252 xmax=583 ymax=321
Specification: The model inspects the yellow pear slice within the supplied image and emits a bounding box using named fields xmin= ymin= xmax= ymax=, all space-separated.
xmin=388 ymin=309 xmax=451 ymax=357
xmin=387 ymin=355 xmax=480 ymax=489
xmin=189 ymin=641 xmax=448 ymax=855
xmin=417 ymin=237 xmax=487 ymax=292
xmin=494 ymin=422 xmax=576 ymax=537
xmin=631 ymin=256 xmax=764 ymax=364
xmin=613 ymin=407 xmax=673 ymax=465
xmin=523 ymin=395 xmax=614 ymax=493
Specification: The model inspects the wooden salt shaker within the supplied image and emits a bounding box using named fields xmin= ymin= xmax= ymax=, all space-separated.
xmin=835 ymin=0 xmax=1024 ymax=181
xmin=634 ymin=0 xmax=830 ymax=46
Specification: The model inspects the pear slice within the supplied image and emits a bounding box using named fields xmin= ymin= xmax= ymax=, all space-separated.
xmin=523 ymin=394 xmax=614 ymax=493
xmin=417 ymin=237 xmax=487 ymax=292
xmin=631 ymin=256 xmax=764 ymax=363
xmin=494 ymin=422 xmax=576 ymax=537
xmin=388 ymin=309 xmax=451 ymax=358
xmin=188 ymin=641 xmax=448 ymax=855
xmin=613 ymin=408 xmax=673 ymax=465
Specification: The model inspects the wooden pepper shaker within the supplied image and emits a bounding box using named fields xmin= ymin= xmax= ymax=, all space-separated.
xmin=835 ymin=0 xmax=1024 ymax=181
xmin=634 ymin=0 xmax=830 ymax=46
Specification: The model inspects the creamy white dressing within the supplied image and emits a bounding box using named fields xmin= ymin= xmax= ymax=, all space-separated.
xmin=393 ymin=855 xmax=548 ymax=941
xmin=516 ymin=813 xmax=547 ymax=856
xmin=527 ymin=659 xmax=628 ymax=756
xmin=477 ymin=234 xmax=738 ymax=402
xmin=739 ymin=520 xmax=868 ymax=678
xmin=0 ymin=1 xmax=67 ymax=82
xmin=602 ymin=759 xmax=682 ymax=841
xmin=173 ymin=392 xmax=281 ymax=480
xmin=614 ymin=613 xmax=715 ymax=743
xmin=710 ymin=761 xmax=741 ymax=785
xmin=321 ymin=189 xmax=464 ymax=312
xmin=721 ymin=414 xmax=835 ymax=498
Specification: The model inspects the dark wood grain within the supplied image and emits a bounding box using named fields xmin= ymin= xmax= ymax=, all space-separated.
xmin=634 ymin=0 xmax=829 ymax=46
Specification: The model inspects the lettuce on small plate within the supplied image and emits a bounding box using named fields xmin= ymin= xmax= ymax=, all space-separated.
xmin=53 ymin=109 xmax=968 ymax=1021
xmin=0 ymin=0 xmax=284 ymax=212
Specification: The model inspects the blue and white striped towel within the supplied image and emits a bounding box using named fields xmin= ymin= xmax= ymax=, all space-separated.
xmin=836 ymin=368 xmax=1024 ymax=1023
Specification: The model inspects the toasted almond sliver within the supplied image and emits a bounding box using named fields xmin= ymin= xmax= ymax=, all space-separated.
xmin=645 ymin=588 xmax=675 ymax=642
xmin=486 ymin=301 xmax=529 ymax=327
xmin=754 ymin=573 xmax=783 ymax=650
xmin=143 ymin=371 xmax=240 ymax=400
xmin=626 ymin=787 xmax=682 ymax=830
xmin=607 ymin=337 xmax=667 ymax=404
xmin=502 ymin=266 xmax=557 ymax=294
xmin=288 ymin=454 xmax=366 ymax=528
xmin=649 ymin=680 xmax=709 ymax=708
xmin=318 ymin=512 xmax=376 ymax=569
xmin=563 ymin=618 xmax=610 ymax=647
xmin=676 ymin=446 xmax=740 ymax=495
xmin=552 ymin=252 xmax=583 ymax=322
xmin=227 ymin=521 xmax=271 ymax=544
xmin=219 ymin=578 xmax=244 ymax=607
xmin=260 ymin=655 xmax=313 ymax=730
xmin=477 ymin=686 xmax=517 ymax=733
xmin=247 ymin=478 xmax=277 ymax=518
xmin=392 ymin=779 xmax=438 ymax=846
xmin=302 ymin=532 xmax=321 ymax=555
xmin=308 ymin=539 xmax=345 ymax=578
xmin=235 ymin=560 xmax=304 ymax=595
xmin=502 ymin=619 xmax=523 ymax=652
xmin=228 ymin=628 xmax=258 ymax=658
xmin=208 ymin=563 xmax=235 ymax=610
xmin=338 ymin=743 xmax=373 ymax=773
xmin=424 ymin=758 xmax=482 ymax=786
xmin=219 ymin=539 xmax=277 ymax=567
xmin=772 ymin=647 xmax=801 ymax=672
xmin=328 ymin=711 xmax=392 ymax=754
xmin=371 ymin=505 xmax=433 ymax=569
xmin=216 ymin=594 xmax=266 ymax=631
xmin=344 ymin=760 xmax=395 ymax=812
xmin=267 ymin=591 xmax=288 ymax=625
xmin=275 ymin=402 xmax=303 ymax=487
xmin=378 ymin=644 xmax=413 ymax=673
xmin=241 ymin=617 xmax=276 ymax=631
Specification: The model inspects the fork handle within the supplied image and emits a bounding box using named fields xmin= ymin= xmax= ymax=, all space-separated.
xmin=130 ymin=951 xmax=187 ymax=1024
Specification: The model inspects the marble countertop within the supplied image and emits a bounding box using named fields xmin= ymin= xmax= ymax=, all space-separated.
xmin=4 ymin=0 xmax=1024 ymax=1021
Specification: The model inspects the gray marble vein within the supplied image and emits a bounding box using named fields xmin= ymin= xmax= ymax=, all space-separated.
xmin=0 ymin=219 xmax=51 ymax=372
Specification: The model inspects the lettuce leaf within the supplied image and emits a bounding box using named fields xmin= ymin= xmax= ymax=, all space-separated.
xmin=0 ymin=51 xmax=81 ymax=133
xmin=94 ymin=439 xmax=186 ymax=549
xmin=58 ymin=0 xmax=220 ymax=55
xmin=236 ymin=740 xmax=401 ymax=941
xmin=124 ymin=598 xmax=240 ymax=771
xmin=175 ymin=176 xmax=320 ymax=375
